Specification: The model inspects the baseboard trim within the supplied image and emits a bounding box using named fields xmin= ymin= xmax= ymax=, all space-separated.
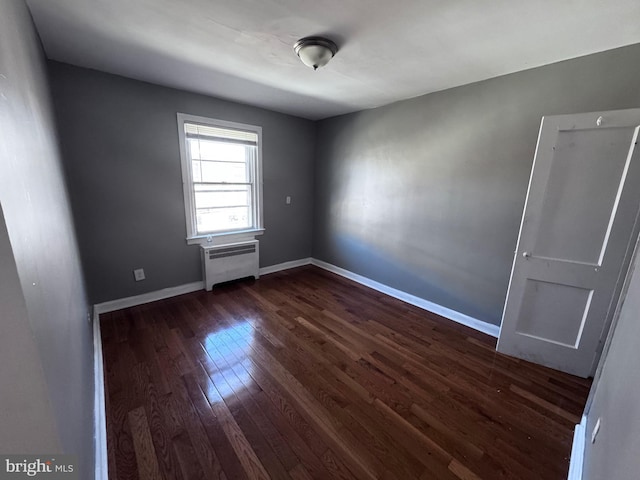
xmin=92 ymin=257 xmax=500 ymax=338
xmin=93 ymin=309 xmax=108 ymax=480
xmin=259 ymin=257 xmax=312 ymax=276
xmin=311 ymin=259 xmax=501 ymax=338
xmin=94 ymin=281 xmax=205 ymax=314
xmin=93 ymin=258 xmax=314 ymax=314
xmin=568 ymin=415 xmax=587 ymax=480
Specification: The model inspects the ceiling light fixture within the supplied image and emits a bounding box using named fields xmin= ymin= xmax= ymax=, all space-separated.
xmin=293 ymin=36 xmax=338 ymax=71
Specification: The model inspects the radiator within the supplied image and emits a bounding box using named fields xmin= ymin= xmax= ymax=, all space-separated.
xmin=201 ymin=240 xmax=259 ymax=291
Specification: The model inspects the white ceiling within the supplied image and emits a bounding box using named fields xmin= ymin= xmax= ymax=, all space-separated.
xmin=26 ymin=0 xmax=640 ymax=120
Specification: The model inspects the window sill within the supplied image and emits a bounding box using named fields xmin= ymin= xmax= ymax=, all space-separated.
xmin=186 ymin=228 xmax=265 ymax=246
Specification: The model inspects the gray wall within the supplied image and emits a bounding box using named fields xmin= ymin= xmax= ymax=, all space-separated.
xmin=583 ymin=237 xmax=640 ymax=479
xmin=0 ymin=1 xmax=93 ymax=478
xmin=0 ymin=207 xmax=60 ymax=453
xmin=314 ymin=43 xmax=640 ymax=326
xmin=49 ymin=62 xmax=316 ymax=304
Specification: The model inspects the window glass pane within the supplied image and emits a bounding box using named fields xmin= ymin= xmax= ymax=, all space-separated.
xmin=196 ymin=206 xmax=251 ymax=233
xmin=188 ymin=138 xmax=200 ymax=159
xmin=192 ymin=160 xmax=202 ymax=183
xmin=189 ymin=138 xmax=252 ymax=183
xmin=189 ymin=138 xmax=246 ymax=162
xmin=199 ymin=160 xmax=249 ymax=183
xmin=194 ymin=184 xmax=250 ymax=209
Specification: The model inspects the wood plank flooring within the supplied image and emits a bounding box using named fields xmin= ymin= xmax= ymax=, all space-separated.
xmin=101 ymin=265 xmax=591 ymax=480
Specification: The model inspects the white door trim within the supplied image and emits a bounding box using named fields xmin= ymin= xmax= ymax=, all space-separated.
xmin=93 ymin=309 xmax=108 ymax=480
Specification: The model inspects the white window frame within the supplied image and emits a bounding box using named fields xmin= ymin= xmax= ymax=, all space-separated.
xmin=177 ymin=113 xmax=264 ymax=246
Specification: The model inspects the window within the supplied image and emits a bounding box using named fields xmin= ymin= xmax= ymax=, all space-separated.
xmin=177 ymin=114 xmax=263 ymax=243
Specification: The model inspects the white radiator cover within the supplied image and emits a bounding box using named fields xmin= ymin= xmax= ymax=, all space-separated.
xmin=201 ymin=240 xmax=259 ymax=291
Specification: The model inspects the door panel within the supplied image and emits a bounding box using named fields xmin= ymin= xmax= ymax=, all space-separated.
xmin=515 ymin=279 xmax=592 ymax=348
xmin=498 ymin=109 xmax=640 ymax=377
xmin=533 ymin=128 xmax=635 ymax=265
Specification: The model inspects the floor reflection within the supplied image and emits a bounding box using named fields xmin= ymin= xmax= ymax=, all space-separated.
xmin=202 ymin=320 xmax=254 ymax=399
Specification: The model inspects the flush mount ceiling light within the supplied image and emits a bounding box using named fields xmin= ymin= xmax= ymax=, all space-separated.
xmin=293 ymin=36 xmax=338 ymax=70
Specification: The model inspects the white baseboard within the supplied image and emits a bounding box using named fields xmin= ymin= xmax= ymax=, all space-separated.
xmin=93 ymin=257 xmax=499 ymax=339
xmin=259 ymin=257 xmax=312 ymax=276
xmin=93 ymin=259 xmax=314 ymax=314
xmin=93 ymin=309 xmax=108 ymax=480
xmin=568 ymin=416 xmax=587 ymax=480
xmin=311 ymin=259 xmax=501 ymax=338
xmin=94 ymin=281 xmax=204 ymax=314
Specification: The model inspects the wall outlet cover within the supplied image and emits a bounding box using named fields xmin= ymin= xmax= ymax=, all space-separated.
xmin=133 ymin=268 xmax=146 ymax=281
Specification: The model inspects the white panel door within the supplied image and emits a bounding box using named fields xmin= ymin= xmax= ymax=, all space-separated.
xmin=497 ymin=109 xmax=640 ymax=377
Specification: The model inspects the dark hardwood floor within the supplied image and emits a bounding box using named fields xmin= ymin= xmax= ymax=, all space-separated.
xmin=101 ymin=265 xmax=591 ymax=480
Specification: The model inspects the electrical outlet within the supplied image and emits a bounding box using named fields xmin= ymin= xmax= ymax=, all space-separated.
xmin=591 ymin=418 xmax=601 ymax=443
xmin=133 ymin=268 xmax=146 ymax=281
xmin=286 ymin=195 xmax=292 ymax=205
